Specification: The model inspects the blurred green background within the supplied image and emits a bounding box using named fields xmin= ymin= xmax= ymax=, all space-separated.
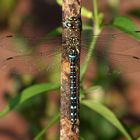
xmin=0 ymin=0 xmax=140 ymax=140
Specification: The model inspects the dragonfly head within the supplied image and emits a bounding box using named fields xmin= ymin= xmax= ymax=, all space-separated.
xmin=62 ymin=17 xmax=82 ymax=29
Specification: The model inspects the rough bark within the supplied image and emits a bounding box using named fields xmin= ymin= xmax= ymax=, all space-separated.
xmin=60 ymin=0 xmax=82 ymax=140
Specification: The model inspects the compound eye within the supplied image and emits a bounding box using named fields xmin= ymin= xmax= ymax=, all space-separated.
xmin=75 ymin=20 xmax=81 ymax=28
xmin=63 ymin=20 xmax=72 ymax=28
xmin=67 ymin=22 xmax=73 ymax=28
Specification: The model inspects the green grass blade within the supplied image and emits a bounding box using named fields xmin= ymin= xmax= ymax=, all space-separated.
xmin=56 ymin=0 xmax=62 ymax=6
xmin=112 ymin=16 xmax=140 ymax=40
xmin=47 ymin=27 xmax=62 ymax=37
xmin=81 ymin=7 xmax=93 ymax=19
xmin=34 ymin=113 xmax=60 ymax=140
xmin=80 ymin=137 xmax=86 ymax=140
xmin=82 ymin=100 xmax=134 ymax=140
xmin=0 ymin=83 xmax=60 ymax=117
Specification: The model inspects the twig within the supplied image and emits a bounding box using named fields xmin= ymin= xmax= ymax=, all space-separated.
xmin=60 ymin=0 xmax=82 ymax=140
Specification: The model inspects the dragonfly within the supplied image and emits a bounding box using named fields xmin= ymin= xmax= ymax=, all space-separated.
xmin=0 ymin=29 xmax=140 ymax=78
xmin=1 ymin=28 xmax=140 ymax=129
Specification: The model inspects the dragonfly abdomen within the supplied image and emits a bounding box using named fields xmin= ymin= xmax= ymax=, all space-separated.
xmin=69 ymin=51 xmax=78 ymax=124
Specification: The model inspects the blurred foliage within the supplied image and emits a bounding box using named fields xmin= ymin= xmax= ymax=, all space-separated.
xmin=0 ymin=0 xmax=17 ymax=28
xmin=0 ymin=0 xmax=140 ymax=140
xmin=80 ymin=104 xmax=118 ymax=140
xmin=34 ymin=113 xmax=60 ymax=140
xmin=81 ymin=100 xmax=133 ymax=140
xmin=129 ymin=9 xmax=140 ymax=19
xmin=0 ymin=83 xmax=59 ymax=117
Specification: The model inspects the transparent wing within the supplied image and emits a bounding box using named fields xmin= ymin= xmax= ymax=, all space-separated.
xmin=1 ymin=30 xmax=140 ymax=52
xmin=0 ymin=32 xmax=62 ymax=75
xmin=0 ymin=30 xmax=140 ymax=76
xmin=0 ymin=34 xmax=61 ymax=75
xmin=82 ymin=30 xmax=140 ymax=77
xmin=107 ymin=30 xmax=140 ymax=74
xmin=106 ymin=52 xmax=140 ymax=81
xmin=0 ymin=33 xmax=62 ymax=53
xmin=108 ymin=52 xmax=140 ymax=73
xmin=0 ymin=52 xmax=61 ymax=75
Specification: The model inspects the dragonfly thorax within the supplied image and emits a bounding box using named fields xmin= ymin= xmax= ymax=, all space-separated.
xmin=68 ymin=49 xmax=78 ymax=62
xmin=65 ymin=36 xmax=80 ymax=47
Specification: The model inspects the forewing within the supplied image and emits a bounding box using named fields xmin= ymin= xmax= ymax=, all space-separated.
xmin=0 ymin=44 xmax=61 ymax=75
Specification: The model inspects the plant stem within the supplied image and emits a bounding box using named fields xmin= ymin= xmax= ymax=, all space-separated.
xmin=80 ymin=0 xmax=103 ymax=81
xmin=80 ymin=35 xmax=99 ymax=81
xmin=34 ymin=113 xmax=60 ymax=140
xmin=93 ymin=0 xmax=99 ymax=27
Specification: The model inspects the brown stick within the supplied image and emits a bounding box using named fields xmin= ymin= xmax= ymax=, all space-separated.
xmin=60 ymin=0 xmax=82 ymax=140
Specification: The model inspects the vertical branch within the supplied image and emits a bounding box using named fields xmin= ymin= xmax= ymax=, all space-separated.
xmin=60 ymin=0 xmax=81 ymax=140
